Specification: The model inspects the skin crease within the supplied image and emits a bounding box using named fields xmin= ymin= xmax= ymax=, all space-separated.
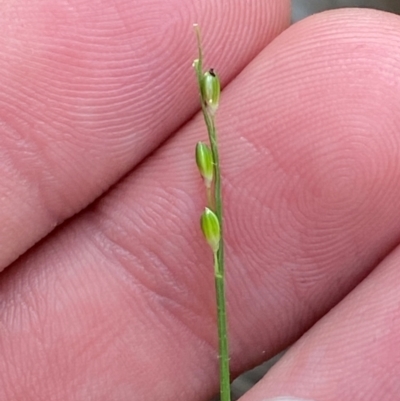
xmin=2 ymin=2 xmax=400 ymax=401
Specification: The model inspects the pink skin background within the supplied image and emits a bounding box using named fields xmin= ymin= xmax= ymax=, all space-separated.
xmin=1 ymin=1 xmax=400 ymax=400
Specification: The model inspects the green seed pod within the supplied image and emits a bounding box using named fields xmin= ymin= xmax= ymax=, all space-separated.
xmin=201 ymin=68 xmax=220 ymax=115
xmin=200 ymin=207 xmax=220 ymax=253
xmin=195 ymin=141 xmax=213 ymax=188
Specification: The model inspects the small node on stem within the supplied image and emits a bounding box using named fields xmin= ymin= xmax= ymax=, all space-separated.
xmin=195 ymin=141 xmax=214 ymax=188
xmin=201 ymin=68 xmax=220 ymax=115
xmin=200 ymin=207 xmax=220 ymax=253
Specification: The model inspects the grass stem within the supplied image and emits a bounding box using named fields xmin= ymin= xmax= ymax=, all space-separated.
xmin=194 ymin=24 xmax=231 ymax=401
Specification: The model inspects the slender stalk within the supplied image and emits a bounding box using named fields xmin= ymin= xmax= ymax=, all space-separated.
xmin=193 ymin=24 xmax=231 ymax=401
xmin=213 ymin=250 xmax=230 ymax=401
xmin=207 ymin=115 xmax=229 ymax=401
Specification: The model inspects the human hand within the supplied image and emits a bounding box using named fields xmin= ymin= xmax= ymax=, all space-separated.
xmin=1 ymin=1 xmax=399 ymax=400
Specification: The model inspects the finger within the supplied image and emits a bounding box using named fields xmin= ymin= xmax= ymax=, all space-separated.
xmin=2 ymin=7 xmax=400 ymax=401
xmin=0 ymin=0 xmax=289 ymax=270
xmin=240 ymin=239 xmax=400 ymax=401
